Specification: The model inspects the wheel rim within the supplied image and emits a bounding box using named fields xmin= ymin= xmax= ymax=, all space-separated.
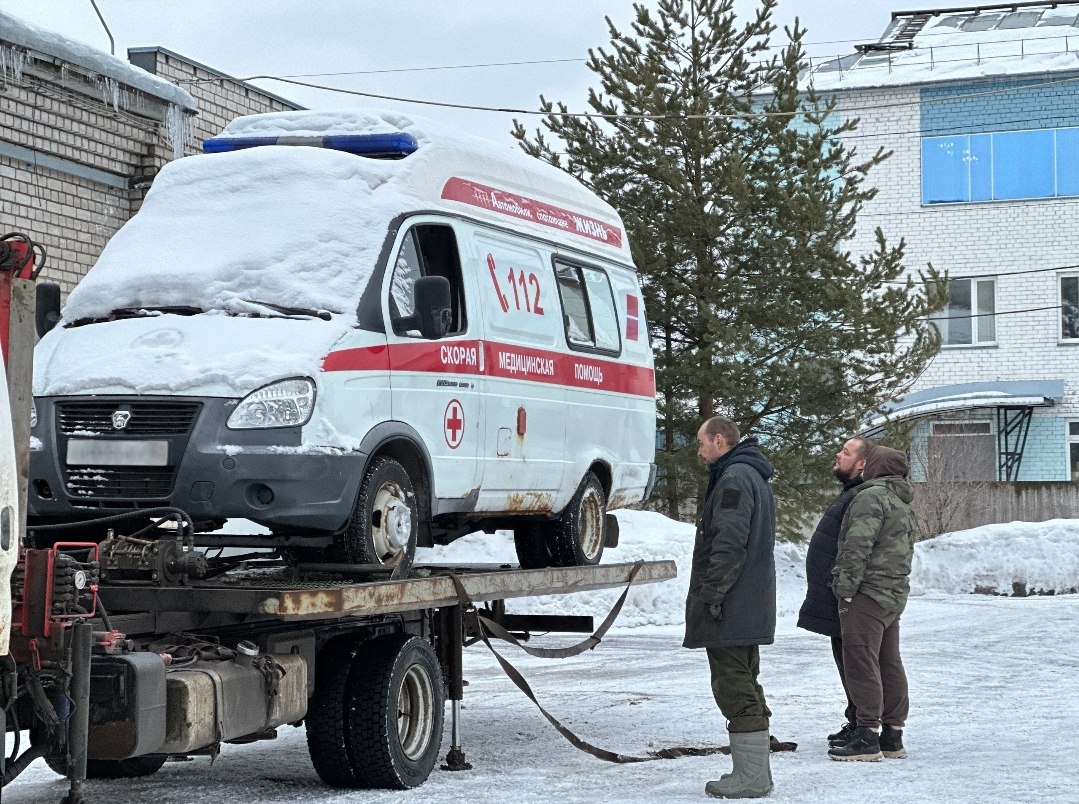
xmin=577 ymin=485 xmax=604 ymax=560
xmin=371 ymin=481 xmax=412 ymax=565
xmin=397 ymin=664 xmax=435 ymax=760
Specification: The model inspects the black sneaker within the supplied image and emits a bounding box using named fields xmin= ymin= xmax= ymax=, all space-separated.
xmin=828 ymin=726 xmax=883 ymax=761
xmin=880 ymin=725 xmax=907 ymax=759
xmin=827 ymin=723 xmax=855 ymax=747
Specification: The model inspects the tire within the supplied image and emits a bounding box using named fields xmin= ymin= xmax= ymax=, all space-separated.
xmin=547 ymin=472 xmax=607 ymax=567
xmin=335 ymin=457 xmax=418 ymax=578
xmin=306 ymin=637 xmax=364 ymax=788
xmin=346 ymin=634 xmax=445 ymax=789
xmin=44 ymin=753 xmax=166 ymax=779
xmin=513 ymin=525 xmax=553 ymax=569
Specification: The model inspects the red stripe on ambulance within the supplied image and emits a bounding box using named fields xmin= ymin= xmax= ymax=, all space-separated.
xmin=440 ymin=177 xmax=624 ymax=249
xmin=322 ymin=340 xmax=654 ymax=398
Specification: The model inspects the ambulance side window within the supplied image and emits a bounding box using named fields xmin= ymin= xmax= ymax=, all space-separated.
xmin=389 ymin=224 xmax=467 ymax=338
xmin=554 ymin=261 xmax=621 ymax=355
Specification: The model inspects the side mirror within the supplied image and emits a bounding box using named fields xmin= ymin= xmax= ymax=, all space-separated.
xmin=35 ymin=282 xmax=61 ymax=337
xmin=413 ymin=276 xmax=452 ymax=340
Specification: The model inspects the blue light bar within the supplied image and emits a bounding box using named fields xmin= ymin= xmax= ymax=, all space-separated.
xmin=202 ymin=132 xmax=419 ymax=159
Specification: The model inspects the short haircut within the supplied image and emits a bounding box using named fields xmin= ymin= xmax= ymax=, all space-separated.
xmin=702 ymin=416 xmax=740 ymax=448
xmin=850 ymin=437 xmax=876 ymax=461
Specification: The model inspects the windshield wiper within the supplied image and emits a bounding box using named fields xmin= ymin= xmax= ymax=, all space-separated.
xmin=238 ymin=299 xmax=334 ymax=321
xmin=66 ymin=305 xmax=203 ymax=328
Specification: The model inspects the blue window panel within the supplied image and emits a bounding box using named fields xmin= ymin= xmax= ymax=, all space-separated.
xmin=969 ymin=134 xmax=992 ymax=201
xmin=1056 ymin=128 xmax=1079 ymax=197
xmin=922 ymin=136 xmax=969 ymax=203
xmin=992 ymin=130 xmax=1054 ymax=199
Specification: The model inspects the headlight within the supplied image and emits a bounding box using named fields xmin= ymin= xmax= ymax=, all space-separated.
xmin=30 ymin=399 xmax=38 ymax=429
xmin=227 ymin=378 xmax=315 ymax=429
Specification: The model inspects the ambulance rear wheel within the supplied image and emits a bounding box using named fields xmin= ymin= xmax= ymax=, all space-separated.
xmin=513 ymin=525 xmax=554 ymax=569
xmin=336 ymin=457 xmax=418 ymax=578
xmin=548 ymin=472 xmax=606 ymax=567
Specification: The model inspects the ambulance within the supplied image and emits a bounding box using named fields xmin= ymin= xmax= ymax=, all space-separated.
xmin=27 ymin=109 xmax=657 ymax=576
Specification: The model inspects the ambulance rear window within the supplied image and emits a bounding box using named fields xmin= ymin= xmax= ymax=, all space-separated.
xmin=554 ymin=262 xmax=621 ymax=356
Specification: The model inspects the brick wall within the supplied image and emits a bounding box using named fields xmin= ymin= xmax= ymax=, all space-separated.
xmin=833 ymin=77 xmax=1079 ymax=481
xmin=1 ymin=36 xmax=300 ymax=295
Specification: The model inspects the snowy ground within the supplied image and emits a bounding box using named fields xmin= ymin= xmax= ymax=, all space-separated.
xmin=5 ymin=512 xmax=1079 ymax=803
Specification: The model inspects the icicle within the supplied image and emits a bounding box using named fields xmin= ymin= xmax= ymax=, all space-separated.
xmin=99 ymin=75 xmax=121 ymax=111
xmin=60 ymin=63 xmax=70 ymax=86
xmin=0 ymin=45 xmax=27 ymax=83
xmin=165 ymin=103 xmax=192 ymax=160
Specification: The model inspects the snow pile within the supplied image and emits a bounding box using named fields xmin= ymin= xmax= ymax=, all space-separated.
xmin=419 ymin=511 xmax=1079 ymax=629
xmin=912 ymin=518 xmax=1079 ymax=596
xmin=61 ymin=145 xmax=413 ymax=323
xmin=417 ymin=509 xmax=808 ymax=628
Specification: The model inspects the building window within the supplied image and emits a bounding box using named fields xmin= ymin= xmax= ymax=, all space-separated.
xmin=928 ymin=420 xmax=994 ymax=481
xmin=931 ymin=278 xmax=996 ymax=346
xmin=1068 ymin=422 xmax=1079 ymax=481
xmin=1061 ymin=275 xmax=1079 ymax=340
xmin=922 ymin=126 xmax=1079 ymax=204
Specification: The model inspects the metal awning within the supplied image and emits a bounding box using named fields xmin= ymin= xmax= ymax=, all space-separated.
xmin=866 ymin=380 xmax=1064 ymax=430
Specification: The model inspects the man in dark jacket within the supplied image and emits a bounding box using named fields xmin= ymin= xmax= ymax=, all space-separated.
xmin=828 ymin=445 xmax=918 ymax=763
xmin=797 ymin=437 xmax=872 ymax=747
xmin=685 ymin=416 xmax=776 ymax=799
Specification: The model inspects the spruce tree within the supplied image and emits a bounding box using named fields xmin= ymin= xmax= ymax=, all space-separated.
xmin=513 ymin=0 xmax=943 ymax=535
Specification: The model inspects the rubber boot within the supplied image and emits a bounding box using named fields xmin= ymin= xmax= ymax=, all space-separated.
xmin=705 ymin=730 xmax=773 ymax=799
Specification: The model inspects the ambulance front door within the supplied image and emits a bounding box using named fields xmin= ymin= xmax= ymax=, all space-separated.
xmin=384 ymin=220 xmax=482 ymax=500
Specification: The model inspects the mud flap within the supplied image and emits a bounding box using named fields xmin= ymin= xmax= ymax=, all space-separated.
xmin=603 ymin=514 xmax=619 ymax=548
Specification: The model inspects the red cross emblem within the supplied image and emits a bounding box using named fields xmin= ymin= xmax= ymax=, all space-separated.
xmin=444 ymin=399 xmax=464 ymax=449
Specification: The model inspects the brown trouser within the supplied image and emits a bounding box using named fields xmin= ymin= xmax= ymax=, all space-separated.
xmin=706 ymin=645 xmax=772 ymax=733
xmin=838 ymin=593 xmax=909 ymax=729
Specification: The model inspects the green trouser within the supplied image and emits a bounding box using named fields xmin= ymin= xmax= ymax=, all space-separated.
xmin=706 ymin=645 xmax=772 ymax=733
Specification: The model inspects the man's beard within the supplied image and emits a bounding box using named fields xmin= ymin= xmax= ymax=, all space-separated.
xmin=833 ymin=466 xmax=854 ymax=483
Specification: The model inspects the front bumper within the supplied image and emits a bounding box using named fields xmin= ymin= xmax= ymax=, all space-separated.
xmin=29 ymin=395 xmax=365 ymax=532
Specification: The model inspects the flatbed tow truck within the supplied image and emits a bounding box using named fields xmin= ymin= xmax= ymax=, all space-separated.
xmin=0 ymin=235 xmax=676 ymax=801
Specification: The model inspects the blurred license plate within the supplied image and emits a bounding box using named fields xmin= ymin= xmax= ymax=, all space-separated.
xmin=66 ymin=439 xmax=169 ymax=466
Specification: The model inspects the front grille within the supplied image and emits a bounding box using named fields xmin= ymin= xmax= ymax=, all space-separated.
xmin=63 ymin=466 xmax=177 ymax=499
xmin=57 ymin=401 xmax=201 ymax=437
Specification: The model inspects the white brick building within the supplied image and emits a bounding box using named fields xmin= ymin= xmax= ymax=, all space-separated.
xmin=808 ymin=2 xmax=1079 ymax=483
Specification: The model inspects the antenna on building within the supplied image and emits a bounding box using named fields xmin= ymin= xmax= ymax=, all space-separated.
xmin=89 ymin=0 xmax=115 ymax=55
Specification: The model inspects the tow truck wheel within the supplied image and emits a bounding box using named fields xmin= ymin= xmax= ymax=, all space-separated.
xmin=347 ymin=634 xmax=445 ymax=789
xmin=307 ymin=634 xmax=445 ymax=789
xmin=547 ymin=471 xmax=606 ymax=567
xmin=513 ymin=524 xmax=553 ymax=569
xmin=306 ymin=637 xmax=363 ymax=787
xmin=336 ymin=457 xmax=418 ymax=578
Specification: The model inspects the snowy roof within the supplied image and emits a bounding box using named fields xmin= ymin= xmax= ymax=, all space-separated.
xmin=805 ymin=3 xmax=1079 ymax=92
xmin=0 ymin=9 xmax=195 ymax=110
xmin=866 ymin=379 xmax=1064 ymax=429
xmin=63 ymin=108 xmax=628 ymax=323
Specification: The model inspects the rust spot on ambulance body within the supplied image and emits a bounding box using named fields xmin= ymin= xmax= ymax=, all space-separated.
xmin=607 ymin=492 xmax=633 ymax=510
xmin=505 ymin=491 xmax=555 ymax=513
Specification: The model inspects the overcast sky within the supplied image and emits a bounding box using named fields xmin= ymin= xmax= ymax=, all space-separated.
xmin=3 ymin=0 xmax=973 ymax=145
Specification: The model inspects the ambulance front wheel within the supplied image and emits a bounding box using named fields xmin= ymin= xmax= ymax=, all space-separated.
xmin=548 ymin=471 xmax=606 ymax=567
xmin=336 ymin=456 xmax=418 ymax=578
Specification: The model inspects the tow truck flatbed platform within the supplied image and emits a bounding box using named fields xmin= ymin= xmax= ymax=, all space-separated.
xmin=98 ymin=560 xmax=677 ymax=620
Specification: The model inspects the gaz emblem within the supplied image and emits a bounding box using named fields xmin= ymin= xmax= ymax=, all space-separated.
xmin=112 ymin=410 xmax=132 ymax=430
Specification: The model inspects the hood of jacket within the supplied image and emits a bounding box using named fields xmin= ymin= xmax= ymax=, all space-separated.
xmin=861 ymin=475 xmax=914 ymax=504
xmin=863 ymin=445 xmax=908 ymax=481
xmin=708 ymin=437 xmax=774 ymax=488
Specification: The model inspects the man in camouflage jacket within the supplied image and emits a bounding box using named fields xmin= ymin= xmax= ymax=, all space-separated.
xmin=828 ymin=445 xmax=918 ymax=762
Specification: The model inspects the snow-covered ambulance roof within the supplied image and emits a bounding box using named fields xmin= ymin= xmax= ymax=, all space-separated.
xmin=61 ymin=108 xmax=631 ymax=323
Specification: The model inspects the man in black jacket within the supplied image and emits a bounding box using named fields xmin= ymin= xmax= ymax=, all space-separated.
xmin=685 ymin=416 xmax=776 ymax=799
xmin=797 ymin=437 xmax=872 ymax=748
